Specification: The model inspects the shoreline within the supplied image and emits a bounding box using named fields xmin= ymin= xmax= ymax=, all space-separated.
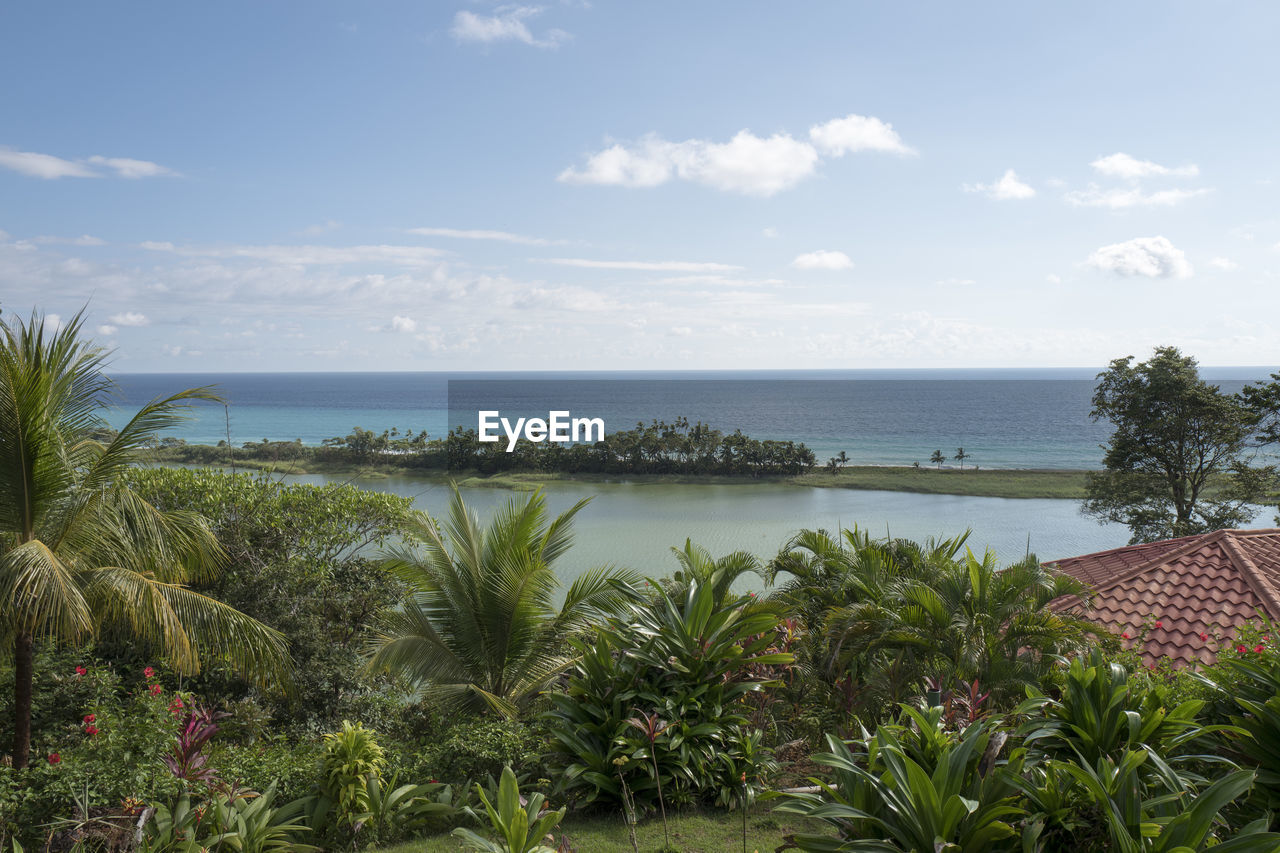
xmin=147 ymin=449 xmax=1091 ymax=500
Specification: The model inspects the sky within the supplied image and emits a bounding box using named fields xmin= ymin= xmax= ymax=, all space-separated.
xmin=2 ymin=1 xmax=1279 ymax=372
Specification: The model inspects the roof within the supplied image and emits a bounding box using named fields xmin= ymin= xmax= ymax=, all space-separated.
xmin=1047 ymin=529 xmax=1280 ymax=668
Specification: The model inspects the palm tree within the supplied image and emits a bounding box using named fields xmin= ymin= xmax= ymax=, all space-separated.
xmin=954 ymin=447 xmax=970 ymax=470
xmin=667 ymin=538 xmax=765 ymax=604
xmin=930 ymin=450 xmax=945 ymax=470
xmin=0 ymin=311 xmax=290 ymax=768
xmin=366 ymin=485 xmax=641 ymax=717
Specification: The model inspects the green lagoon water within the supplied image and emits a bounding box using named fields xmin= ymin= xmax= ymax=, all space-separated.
xmin=280 ymin=473 xmax=1153 ymax=584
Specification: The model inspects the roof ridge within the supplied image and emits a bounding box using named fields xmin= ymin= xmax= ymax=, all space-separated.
xmin=1045 ymin=532 xmax=1200 ymax=567
xmin=1220 ymin=531 xmax=1280 ymax=621
xmin=1058 ymin=530 xmax=1226 ymax=599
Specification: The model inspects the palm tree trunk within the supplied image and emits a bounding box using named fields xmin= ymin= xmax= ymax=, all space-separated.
xmin=13 ymin=632 xmax=34 ymax=769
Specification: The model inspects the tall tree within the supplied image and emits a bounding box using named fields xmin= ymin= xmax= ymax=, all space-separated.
xmin=954 ymin=447 xmax=970 ymax=470
xmin=366 ymin=485 xmax=641 ymax=717
xmin=1083 ymin=346 xmax=1274 ymax=543
xmin=0 ymin=311 xmax=289 ymax=768
xmin=930 ymin=449 xmax=945 ymax=469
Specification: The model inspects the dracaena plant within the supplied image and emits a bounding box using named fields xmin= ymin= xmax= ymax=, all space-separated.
xmin=163 ymin=705 xmax=230 ymax=789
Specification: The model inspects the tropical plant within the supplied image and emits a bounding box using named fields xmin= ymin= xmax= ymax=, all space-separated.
xmin=366 ymin=485 xmax=640 ymax=716
xmin=0 ymin=310 xmax=289 ymax=768
xmin=362 ymin=774 xmax=456 ymax=844
xmin=317 ymin=720 xmax=385 ymax=835
xmin=930 ymin=450 xmax=945 ymax=469
xmin=954 ymin=447 xmax=970 ymax=470
xmin=666 ymin=538 xmax=765 ymax=603
xmin=142 ymin=783 xmax=319 ymax=853
xmin=452 ymin=766 xmax=566 ymax=853
xmin=777 ymin=707 xmax=1025 ymax=852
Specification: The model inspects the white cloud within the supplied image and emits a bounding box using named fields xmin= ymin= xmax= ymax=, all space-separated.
xmin=1065 ymin=185 xmax=1210 ymax=209
xmin=1090 ymin=152 xmax=1199 ymax=180
xmin=0 ymin=147 xmax=176 ymax=179
xmin=300 ymin=220 xmax=342 ymax=236
xmin=1047 ymin=274 xmax=1062 ymax=284
xmin=141 ymin=242 xmax=447 ymax=267
xmin=559 ymin=112 xmax=911 ymax=196
xmin=97 ymin=324 xmax=118 ymax=335
xmin=936 ymin=277 xmax=976 ymax=286
xmin=0 ymin=147 xmax=97 ymax=179
xmin=761 ymin=227 xmax=779 ymax=239
xmin=544 ymin=257 xmax=741 ymax=272
xmin=808 ymin=114 xmax=914 ymax=156
xmin=33 ymin=234 xmax=107 ymax=246
xmin=1087 ymin=236 xmax=1193 ymax=279
xmin=559 ymin=130 xmax=819 ymax=196
xmin=451 ymin=7 xmax=569 ymax=49
xmin=1208 ymin=257 xmax=1238 ymax=270
xmin=46 ymin=314 xmax=64 ymax=331
xmin=108 ymin=311 xmax=150 ymax=326
xmin=86 ymin=155 xmax=179 ymax=179
xmin=791 ymin=250 xmax=854 ymax=271
xmin=390 ymin=315 xmax=417 ymax=333
xmin=964 ymin=169 xmax=1035 ymax=200
xmin=410 ymin=226 xmax=552 ymax=246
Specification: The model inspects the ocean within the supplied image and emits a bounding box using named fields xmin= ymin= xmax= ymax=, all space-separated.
xmin=106 ymin=369 xmax=1272 ymax=470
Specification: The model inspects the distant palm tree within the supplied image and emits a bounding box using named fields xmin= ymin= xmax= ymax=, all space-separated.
xmin=836 ymin=451 xmax=849 ymax=468
xmin=954 ymin=447 xmax=970 ymax=470
xmin=0 ymin=311 xmax=290 ymax=768
xmin=930 ymin=450 xmax=945 ymax=469
xmin=367 ymin=486 xmax=641 ymax=717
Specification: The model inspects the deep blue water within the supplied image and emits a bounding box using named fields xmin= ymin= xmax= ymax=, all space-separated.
xmin=107 ymin=369 xmax=1271 ymax=470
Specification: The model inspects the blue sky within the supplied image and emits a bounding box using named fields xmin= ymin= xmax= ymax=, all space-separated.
xmin=2 ymin=1 xmax=1278 ymax=371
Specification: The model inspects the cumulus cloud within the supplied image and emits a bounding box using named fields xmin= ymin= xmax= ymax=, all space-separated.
xmin=544 ymin=257 xmax=741 ymax=272
xmin=108 ymin=311 xmax=150 ymax=326
xmin=451 ymin=6 xmax=569 ymax=49
xmin=964 ymin=169 xmax=1035 ymax=200
xmin=33 ymin=234 xmax=107 ymax=246
xmin=97 ymin=324 xmax=118 ymax=335
xmin=1087 ymin=236 xmax=1193 ymax=279
xmin=791 ymin=250 xmax=854 ymax=271
xmin=808 ymin=114 xmax=914 ymax=156
xmin=1090 ymin=153 xmax=1199 ymax=180
xmin=390 ymin=315 xmax=417 ymax=333
xmin=410 ymin=226 xmax=552 ymax=246
xmin=559 ymin=112 xmax=912 ymax=196
xmin=762 ymin=227 xmax=779 ymax=238
xmin=1065 ymin=185 xmax=1209 ymax=209
xmin=0 ymin=146 xmax=176 ymax=179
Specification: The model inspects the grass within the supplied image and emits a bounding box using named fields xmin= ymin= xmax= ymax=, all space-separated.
xmin=369 ymin=806 xmax=820 ymax=853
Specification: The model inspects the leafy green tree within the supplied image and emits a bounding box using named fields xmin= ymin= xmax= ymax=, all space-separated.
xmin=1083 ymin=347 xmax=1274 ymax=543
xmin=125 ymin=466 xmax=412 ymax=728
xmin=366 ymin=486 xmax=641 ymax=717
xmin=0 ymin=311 xmax=288 ymax=768
xmin=930 ymin=450 xmax=945 ymax=469
xmin=954 ymin=447 xmax=970 ymax=470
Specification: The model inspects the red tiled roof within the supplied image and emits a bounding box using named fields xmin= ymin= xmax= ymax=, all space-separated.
xmin=1047 ymin=529 xmax=1280 ymax=668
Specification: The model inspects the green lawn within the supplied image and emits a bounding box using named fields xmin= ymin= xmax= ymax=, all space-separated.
xmin=370 ymin=806 xmax=822 ymax=853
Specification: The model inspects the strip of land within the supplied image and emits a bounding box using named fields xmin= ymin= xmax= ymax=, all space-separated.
xmin=147 ymin=446 xmax=1089 ymax=499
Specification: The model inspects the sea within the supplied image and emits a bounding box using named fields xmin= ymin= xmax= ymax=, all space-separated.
xmin=106 ymin=369 xmax=1273 ymax=470
xmin=105 ymin=369 xmax=1279 ymax=571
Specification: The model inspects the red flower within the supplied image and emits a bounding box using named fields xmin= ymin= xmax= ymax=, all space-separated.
xmin=149 ymin=683 xmax=163 ymax=696
xmin=75 ymin=666 xmax=87 ymax=676
xmin=83 ymin=714 xmax=95 ymax=723
xmin=85 ymin=724 xmax=99 ymax=736
xmin=1154 ymin=620 xmax=1163 ymax=629
xmin=143 ymin=666 xmax=155 ymax=679
xmin=47 ymin=753 xmax=61 ymax=765
xmin=168 ymin=697 xmax=184 ymax=715
xmin=1200 ymin=633 xmax=1209 ymax=641
xmin=1256 ymin=645 xmax=1266 ymax=653
xmin=1238 ymin=645 xmax=1248 ymax=653
xmin=1122 ymin=632 xmax=1131 ymax=639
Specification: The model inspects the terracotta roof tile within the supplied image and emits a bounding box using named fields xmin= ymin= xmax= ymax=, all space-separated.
xmin=1047 ymin=529 xmax=1280 ymax=669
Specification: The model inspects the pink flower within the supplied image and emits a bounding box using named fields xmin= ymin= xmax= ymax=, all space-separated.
xmin=1238 ymin=645 xmax=1248 ymax=653
xmin=149 ymin=684 xmax=163 ymax=696
xmin=47 ymin=753 xmax=61 ymax=765
xmin=1199 ymin=633 xmax=1209 ymax=642
xmin=83 ymin=714 xmax=95 ymax=724
xmin=85 ymin=724 xmax=99 ymax=736
xmin=1256 ymin=645 xmax=1266 ymax=654
xmin=1122 ymin=632 xmax=1131 ymax=639
xmin=1154 ymin=620 xmax=1163 ymax=629
xmin=75 ymin=666 xmax=86 ymax=677
xmin=143 ymin=667 xmax=155 ymax=679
